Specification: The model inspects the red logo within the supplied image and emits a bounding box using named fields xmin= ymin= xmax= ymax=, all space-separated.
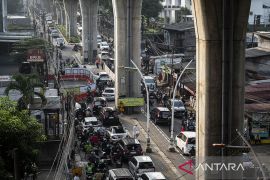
xmin=178 ymin=160 xmax=194 ymax=175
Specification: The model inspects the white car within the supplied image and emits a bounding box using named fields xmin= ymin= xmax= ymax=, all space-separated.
xmin=97 ymin=72 xmax=110 ymax=79
xmin=175 ymin=131 xmax=196 ymax=155
xmin=102 ymin=88 xmax=115 ymax=101
xmin=56 ymin=38 xmax=65 ymax=47
xmin=100 ymin=41 xmax=110 ymax=51
xmin=106 ymin=126 xmax=129 ymax=141
xmin=82 ymin=117 xmax=101 ymax=130
xmin=98 ymin=51 xmax=110 ymax=60
xmin=128 ymin=156 xmax=155 ymax=178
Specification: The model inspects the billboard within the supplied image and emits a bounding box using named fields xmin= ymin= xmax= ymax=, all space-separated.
xmin=27 ymin=49 xmax=45 ymax=62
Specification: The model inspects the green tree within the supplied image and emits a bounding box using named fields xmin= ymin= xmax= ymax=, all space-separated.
xmin=0 ymin=97 xmax=44 ymax=178
xmin=10 ymin=38 xmax=53 ymax=63
xmin=176 ymin=7 xmax=192 ymax=22
xmin=5 ymin=74 xmax=46 ymax=110
xmin=142 ymin=0 xmax=163 ymax=19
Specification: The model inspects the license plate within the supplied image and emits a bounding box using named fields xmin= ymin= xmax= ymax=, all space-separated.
xmin=109 ymin=117 xmax=114 ymax=119
xmin=130 ymin=151 xmax=136 ymax=154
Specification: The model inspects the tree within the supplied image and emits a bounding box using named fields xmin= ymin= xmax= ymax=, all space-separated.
xmin=0 ymin=97 xmax=44 ymax=178
xmin=5 ymin=74 xmax=46 ymax=110
xmin=176 ymin=7 xmax=192 ymax=22
xmin=10 ymin=38 xmax=53 ymax=63
xmin=142 ymin=0 xmax=163 ymax=19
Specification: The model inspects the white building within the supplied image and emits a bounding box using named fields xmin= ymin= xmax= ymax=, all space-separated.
xmin=160 ymin=0 xmax=192 ymax=24
xmin=249 ymin=0 xmax=270 ymax=25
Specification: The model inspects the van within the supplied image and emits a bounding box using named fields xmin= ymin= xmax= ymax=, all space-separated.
xmin=106 ymin=168 xmax=134 ymax=180
xmin=175 ymin=131 xmax=196 ymax=155
xmin=141 ymin=76 xmax=157 ymax=94
xmin=128 ymin=156 xmax=155 ymax=178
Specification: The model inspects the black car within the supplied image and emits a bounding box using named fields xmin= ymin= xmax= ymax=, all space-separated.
xmin=92 ymin=97 xmax=107 ymax=115
xmin=166 ymin=99 xmax=186 ymax=118
xmin=99 ymin=107 xmax=120 ymax=126
xmin=150 ymin=107 xmax=171 ymax=125
xmin=116 ymin=138 xmax=143 ymax=161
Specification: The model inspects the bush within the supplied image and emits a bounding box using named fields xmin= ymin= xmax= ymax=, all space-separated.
xmin=70 ymin=36 xmax=81 ymax=43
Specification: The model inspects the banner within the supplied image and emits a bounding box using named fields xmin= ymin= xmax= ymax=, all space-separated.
xmin=27 ymin=49 xmax=45 ymax=62
xmin=118 ymin=98 xmax=145 ymax=107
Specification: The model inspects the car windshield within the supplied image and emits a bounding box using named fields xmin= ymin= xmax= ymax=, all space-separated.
xmin=187 ymin=138 xmax=196 ymax=144
xmin=105 ymin=89 xmax=114 ymax=93
xmin=145 ymin=79 xmax=154 ymax=83
xmin=127 ymin=144 xmax=141 ymax=151
xmin=114 ymin=127 xmax=125 ymax=133
xmin=91 ymin=121 xmax=98 ymax=125
xmin=94 ymin=101 xmax=101 ymax=106
xmin=85 ymin=121 xmax=91 ymax=126
xmin=174 ymin=101 xmax=184 ymax=107
xmin=139 ymin=162 xmax=154 ymax=169
xmin=161 ymin=111 xmax=170 ymax=118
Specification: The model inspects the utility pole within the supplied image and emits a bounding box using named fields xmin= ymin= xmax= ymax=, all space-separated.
xmin=251 ymin=14 xmax=257 ymax=48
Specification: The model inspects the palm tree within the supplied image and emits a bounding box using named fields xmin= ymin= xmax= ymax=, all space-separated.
xmin=5 ymin=74 xmax=47 ymax=110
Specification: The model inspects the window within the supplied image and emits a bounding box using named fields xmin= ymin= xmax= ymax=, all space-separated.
xmin=139 ymin=162 xmax=154 ymax=169
xmin=130 ymin=158 xmax=137 ymax=166
xmin=249 ymin=11 xmax=253 ymax=15
xmin=140 ymin=174 xmax=149 ymax=180
xmin=187 ymin=137 xmax=195 ymax=144
xmin=180 ymin=134 xmax=187 ymax=142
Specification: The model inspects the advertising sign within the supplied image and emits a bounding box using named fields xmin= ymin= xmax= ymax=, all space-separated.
xmin=118 ymin=98 xmax=144 ymax=107
xmin=27 ymin=49 xmax=45 ymax=62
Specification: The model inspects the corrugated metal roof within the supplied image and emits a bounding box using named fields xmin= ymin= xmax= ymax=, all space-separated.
xmin=162 ymin=21 xmax=194 ymax=32
xmin=245 ymin=47 xmax=270 ymax=58
xmin=245 ymin=103 xmax=270 ymax=112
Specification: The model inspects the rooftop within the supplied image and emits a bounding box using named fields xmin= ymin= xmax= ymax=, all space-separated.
xmin=162 ymin=21 xmax=194 ymax=32
xmin=246 ymin=47 xmax=270 ymax=58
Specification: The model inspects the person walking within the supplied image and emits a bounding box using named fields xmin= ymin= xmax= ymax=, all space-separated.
xmin=101 ymin=60 xmax=104 ymax=70
xmin=133 ymin=124 xmax=140 ymax=139
xmin=95 ymin=57 xmax=100 ymax=69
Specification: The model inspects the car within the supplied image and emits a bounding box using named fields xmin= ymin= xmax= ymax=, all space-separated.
xmin=92 ymin=97 xmax=107 ymax=115
xmin=81 ymin=117 xmax=101 ymax=130
xmin=128 ymin=156 xmax=155 ymax=178
xmin=139 ymin=172 xmax=166 ymax=180
xmin=98 ymin=51 xmax=110 ymax=60
xmin=106 ymin=126 xmax=129 ymax=141
xmin=150 ymin=107 xmax=171 ymax=125
xmin=102 ymin=88 xmax=115 ymax=101
xmin=141 ymin=76 xmax=157 ymax=98
xmin=51 ymin=32 xmax=60 ymax=39
xmin=100 ymin=41 xmax=110 ymax=51
xmin=166 ymin=99 xmax=186 ymax=118
xmin=97 ymin=35 xmax=102 ymax=47
xmin=175 ymin=131 xmax=196 ymax=155
xmin=106 ymin=168 xmax=134 ymax=180
xmin=56 ymin=38 xmax=65 ymax=48
xmin=99 ymin=107 xmax=120 ymax=126
xmin=97 ymin=71 xmax=110 ymax=79
xmin=117 ymin=138 xmax=143 ymax=160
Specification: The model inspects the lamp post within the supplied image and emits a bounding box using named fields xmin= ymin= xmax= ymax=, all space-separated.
xmin=130 ymin=59 xmax=152 ymax=153
xmin=169 ymin=59 xmax=193 ymax=152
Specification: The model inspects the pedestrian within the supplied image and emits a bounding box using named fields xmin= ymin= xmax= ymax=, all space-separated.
xmin=133 ymin=124 xmax=140 ymax=139
xmin=158 ymin=72 xmax=163 ymax=83
xmin=101 ymin=60 xmax=104 ymax=70
xmin=95 ymin=57 xmax=100 ymax=69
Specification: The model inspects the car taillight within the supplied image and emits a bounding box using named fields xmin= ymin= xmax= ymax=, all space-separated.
xmin=124 ymin=148 xmax=129 ymax=154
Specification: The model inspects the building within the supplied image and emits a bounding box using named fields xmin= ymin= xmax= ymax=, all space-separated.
xmin=160 ymin=0 xmax=192 ymax=24
xmin=248 ymin=0 xmax=270 ymax=26
xmin=162 ymin=21 xmax=195 ymax=57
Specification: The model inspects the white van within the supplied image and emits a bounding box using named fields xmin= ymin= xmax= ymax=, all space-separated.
xmin=175 ymin=131 xmax=196 ymax=155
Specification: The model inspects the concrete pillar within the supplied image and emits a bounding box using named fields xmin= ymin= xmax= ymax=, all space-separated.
xmin=193 ymin=0 xmax=250 ymax=179
xmin=0 ymin=0 xmax=7 ymax=32
xmin=79 ymin=0 xmax=98 ymax=64
xmin=64 ymin=0 xmax=78 ymax=37
xmin=113 ymin=0 xmax=142 ymax=106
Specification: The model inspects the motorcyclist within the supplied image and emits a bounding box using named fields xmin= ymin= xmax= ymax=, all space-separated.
xmin=189 ymin=146 xmax=195 ymax=156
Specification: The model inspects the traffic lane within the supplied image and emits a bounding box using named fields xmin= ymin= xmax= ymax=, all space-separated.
xmin=134 ymin=114 xmax=193 ymax=180
xmin=119 ymin=116 xmax=177 ymax=179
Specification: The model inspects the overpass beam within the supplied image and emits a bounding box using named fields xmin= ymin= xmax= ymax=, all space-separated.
xmin=0 ymin=0 xmax=7 ymax=32
xmin=113 ymin=0 xmax=142 ymax=107
xmin=64 ymin=0 xmax=78 ymax=37
xmin=79 ymin=0 xmax=98 ymax=64
xmin=193 ymin=0 xmax=251 ymax=179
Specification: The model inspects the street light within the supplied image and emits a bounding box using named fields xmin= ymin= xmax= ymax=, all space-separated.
xmin=169 ymin=59 xmax=194 ymax=152
xmin=130 ymin=59 xmax=152 ymax=153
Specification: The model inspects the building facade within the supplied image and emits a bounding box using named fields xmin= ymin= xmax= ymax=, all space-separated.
xmin=248 ymin=0 xmax=270 ymax=26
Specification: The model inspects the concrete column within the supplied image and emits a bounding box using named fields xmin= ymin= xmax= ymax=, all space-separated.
xmin=113 ymin=0 xmax=142 ymax=106
xmin=193 ymin=0 xmax=250 ymax=179
xmin=64 ymin=0 xmax=78 ymax=37
xmin=79 ymin=0 xmax=98 ymax=64
xmin=0 ymin=0 xmax=7 ymax=32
